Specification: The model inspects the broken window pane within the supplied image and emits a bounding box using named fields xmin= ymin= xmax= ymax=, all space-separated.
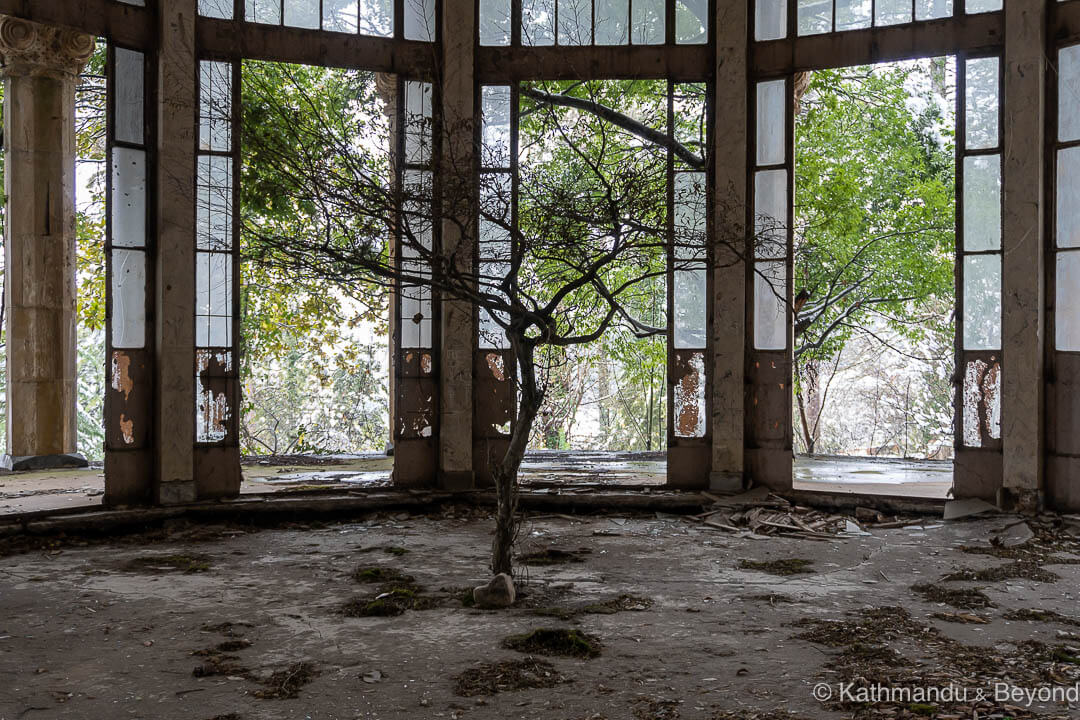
xmin=962 ymin=358 xmax=1000 ymax=447
xmin=196 ymin=350 xmax=233 ymax=443
xmin=965 ymin=56 xmax=999 ymax=150
xmin=675 ymin=0 xmax=708 ymax=43
xmin=199 ymin=61 xmax=232 ymax=152
xmin=674 ymin=265 xmax=707 ymax=349
xmin=754 ymin=260 xmax=787 ymax=350
xmin=1058 ymin=146 xmax=1080 ymax=249
xmin=1057 ymin=251 xmax=1080 ymax=351
xmin=404 ymin=81 xmax=432 ymax=165
xmin=247 ymin=0 xmax=282 ymax=24
xmin=595 ymin=0 xmax=629 ymax=44
xmin=631 ymin=0 xmax=664 ymax=44
xmin=522 ymin=0 xmax=556 ymax=44
xmin=835 ymin=0 xmax=871 ymax=30
xmin=965 ymin=0 xmax=1001 ymax=13
xmin=111 ymin=147 xmax=146 ymax=249
xmin=284 ymin=0 xmax=320 ymax=28
xmin=197 ymin=155 xmax=233 ymax=251
xmin=111 ymin=249 xmax=146 ymax=349
xmin=359 ymin=0 xmax=393 ymax=35
xmin=199 ymin=0 xmax=233 ymax=18
xmin=874 ymin=0 xmax=910 ymax=25
xmin=962 ymin=154 xmax=1001 ymax=252
xmin=404 ymin=0 xmax=436 ymax=40
xmin=674 ymin=352 xmax=706 ymax=437
xmin=113 ymin=48 xmax=144 ymax=145
xmin=480 ymin=0 xmax=512 ymax=44
xmin=754 ymin=169 xmax=787 ymax=259
xmin=558 ymin=0 xmax=592 ymax=44
xmin=1060 ymin=45 xmax=1080 ymax=143
xmin=756 ymin=79 xmax=785 ymax=167
xmin=915 ymin=0 xmax=952 ymax=20
xmin=755 ymin=0 xmax=787 ymax=41
xmin=481 ymin=86 xmax=512 ymax=168
xmin=196 ymin=252 xmax=234 ymax=347
xmin=962 ymin=254 xmax=1001 ymax=350
xmin=323 ymin=0 xmax=359 ymax=31
xmin=797 ymin=0 xmax=831 ymax=35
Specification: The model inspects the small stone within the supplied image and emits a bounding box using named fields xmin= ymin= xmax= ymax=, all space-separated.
xmin=472 ymin=573 xmax=515 ymax=609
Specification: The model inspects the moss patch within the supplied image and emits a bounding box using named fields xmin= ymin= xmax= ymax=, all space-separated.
xmin=583 ymin=594 xmax=654 ymax=614
xmin=911 ymin=582 xmax=994 ymax=609
xmin=503 ymin=628 xmax=601 ymax=658
xmin=517 ymin=547 xmax=591 ymax=566
xmin=121 ymin=554 xmax=212 ymax=574
xmin=738 ymin=558 xmax=814 ymax=576
xmin=1004 ymin=608 xmax=1080 ymax=626
xmin=454 ymin=657 xmax=567 ymax=696
xmin=942 ymin=561 xmax=1059 ymax=583
xmin=252 ymin=661 xmax=319 ymax=699
xmin=351 ymin=566 xmax=415 ymax=584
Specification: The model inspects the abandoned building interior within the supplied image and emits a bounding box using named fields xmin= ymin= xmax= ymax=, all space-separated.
xmin=3 ymin=0 xmax=1080 ymax=718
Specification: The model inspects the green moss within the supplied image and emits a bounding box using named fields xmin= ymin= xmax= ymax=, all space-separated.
xmin=502 ymin=628 xmax=601 ymax=658
xmin=738 ymin=558 xmax=814 ymax=576
xmin=351 ymin=566 xmax=414 ymax=584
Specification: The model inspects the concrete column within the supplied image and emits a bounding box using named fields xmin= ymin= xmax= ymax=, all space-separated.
xmin=154 ymin=0 xmax=197 ymax=504
xmin=437 ymin=0 xmax=476 ymax=489
xmin=0 ymin=16 xmax=94 ymax=471
xmin=1001 ymin=0 xmax=1046 ymax=511
xmin=709 ymin=0 xmax=748 ymax=491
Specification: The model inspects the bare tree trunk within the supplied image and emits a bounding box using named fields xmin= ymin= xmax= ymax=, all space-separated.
xmin=491 ymin=337 xmax=541 ymax=577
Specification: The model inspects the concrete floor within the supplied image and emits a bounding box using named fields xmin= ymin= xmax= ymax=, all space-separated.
xmin=0 ymin=452 xmax=949 ymax=516
xmin=1 ymin=511 xmax=1078 ymax=719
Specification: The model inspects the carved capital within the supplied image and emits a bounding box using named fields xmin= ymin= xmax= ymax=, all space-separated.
xmin=0 ymin=15 xmax=95 ymax=78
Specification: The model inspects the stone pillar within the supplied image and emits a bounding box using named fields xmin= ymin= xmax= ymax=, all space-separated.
xmin=0 ymin=16 xmax=93 ymax=471
xmin=154 ymin=0 xmax=197 ymax=504
xmin=710 ymin=0 xmax=748 ymax=491
xmin=438 ymin=0 xmax=476 ymax=489
xmin=1000 ymin=0 xmax=1047 ymax=511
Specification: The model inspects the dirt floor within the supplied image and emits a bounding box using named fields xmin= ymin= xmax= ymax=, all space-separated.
xmin=3 ymin=506 xmax=1080 ymax=719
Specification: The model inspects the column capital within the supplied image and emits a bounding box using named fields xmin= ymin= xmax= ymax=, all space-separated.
xmin=0 ymin=15 xmax=95 ymax=79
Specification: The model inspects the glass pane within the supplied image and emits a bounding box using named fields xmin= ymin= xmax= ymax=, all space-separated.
xmin=676 ymin=0 xmax=708 ymax=43
xmin=400 ymin=264 xmax=433 ymax=348
xmin=111 ymin=249 xmax=146 ymax=349
xmin=756 ymin=80 xmax=785 ymax=166
xmin=480 ymin=172 xmax=512 ymax=258
xmin=674 ymin=266 xmax=707 ymax=349
xmin=875 ymin=0 xmax=911 ymax=26
xmin=965 ymin=0 xmax=1001 ymax=13
xmin=754 ymin=169 xmax=787 ymax=259
xmin=915 ymin=0 xmax=952 ymax=20
xmin=595 ymin=0 xmax=629 ymax=44
xmin=1059 ymin=146 xmax=1080 ymax=249
xmin=482 ymin=86 xmax=512 ymax=167
xmin=111 ymin=147 xmax=146 ymax=249
xmin=479 ymin=261 xmax=510 ymax=349
xmin=404 ymin=0 xmax=436 ymax=40
xmin=284 ymin=0 xmax=320 ymax=28
xmin=199 ymin=0 xmax=233 ymax=18
xmin=1057 ymin=251 xmax=1080 ymax=351
xmin=199 ymin=61 xmax=232 ymax=152
xmin=196 ymin=252 xmax=233 ymax=347
xmin=323 ymin=0 xmax=359 ymax=31
xmin=963 ymin=154 xmax=1001 ymax=252
xmin=404 ymin=81 xmax=433 ymax=165
xmin=631 ymin=0 xmax=664 ymax=44
xmin=247 ymin=0 xmax=282 ymax=24
xmin=197 ymin=155 xmax=233 ymax=251
xmin=755 ymin=0 xmax=787 ymax=41
xmin=522 ymin=0 xmax=556 ymax=44
xmin=1060 ymin=45 xmax=1080 ymax=143
xmin=797 ymin=0 xmax=831 ymax=35
xmin=113 ymin=48 xmax=144 ymax=146
xmin=558 ymin=0 xmax=592 ymax=44
xmin=965 ymin=56 xmax=999 ymax=150
xmin=674 ymin=171 xmax=706 ymax=259
xmin=754 ymin=260 xmax=787 ymax=350
xmin=835 ymin=0 xmax=871 ymax=29
xmin=963 ymin=254 xmax=1001 ymax=350
xmin=480 ymin=0 xmax=512 ymax=45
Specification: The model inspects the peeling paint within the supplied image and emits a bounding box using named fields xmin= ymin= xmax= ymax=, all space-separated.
xmin=110 ymin=351 xmax=134 ymax=402
xmin=485 ymin=352 xmax=506 ymax=382
xmin=674 ymin=352 xmax=706 ymax=438
xmin=421 ymin=352 xmax=432 ymax=374
xmin=119 ymin=414 xmax=135 ymax=445
xmin=963 ymin=357 xmax=1001 ymax=447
